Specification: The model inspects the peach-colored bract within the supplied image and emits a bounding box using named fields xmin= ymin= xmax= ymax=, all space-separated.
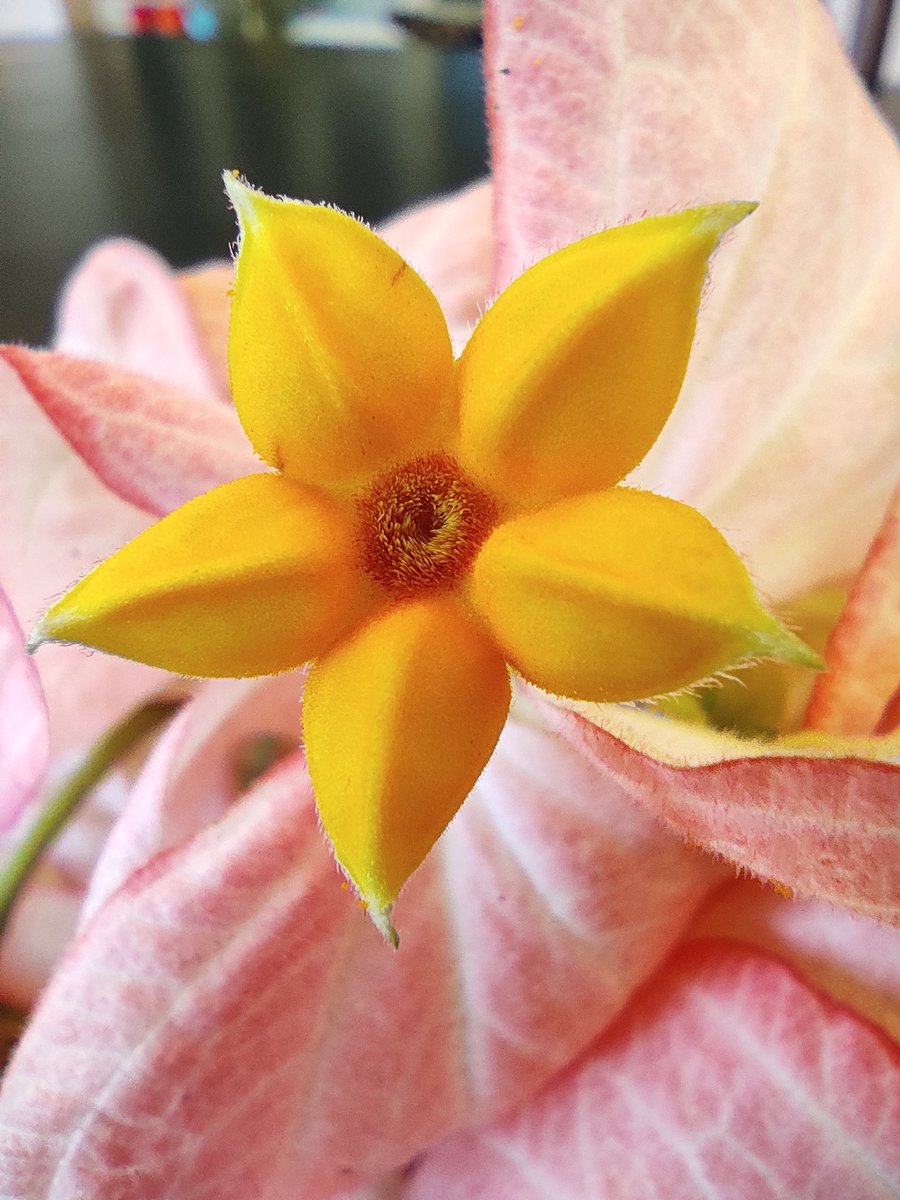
xmin=805 ymin=485 xmax=900 ymax=735
xmin=406 ymin=943 xmax=900 ymax=1200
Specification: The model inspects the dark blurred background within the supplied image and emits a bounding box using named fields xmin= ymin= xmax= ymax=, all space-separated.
xmin=0 ymin=2 xmax=488 ymax=344
xmin=0 ymin=0 xmax=897 ymax=345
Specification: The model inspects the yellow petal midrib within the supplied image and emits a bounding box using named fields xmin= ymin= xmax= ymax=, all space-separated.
xmin=482 ymin=530 xmax=763 ymax=636
xmin=60 ymin=552 xmax=353 ymax=619
xmin=458 ymin=257 xmax=683 ymax=460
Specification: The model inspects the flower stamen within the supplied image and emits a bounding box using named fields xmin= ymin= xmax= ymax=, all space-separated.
xmin=357 ymin=453 xmax=497 ymax=597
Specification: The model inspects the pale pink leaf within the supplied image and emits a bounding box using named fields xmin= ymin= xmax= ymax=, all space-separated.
xmin=406 ymin=942 xmax=900 ymax=1200
xmin=0 ymin=589 xmax=48 ymax=829
xmin=0 ymin=356 xmax=171 ymax=761
xmin=805 ymin=484 xmax=900 ymax=735
xmin=0 ymin=691 xmax=719 ymax=1198
xmin=691 ymin=880 xmax=900 ymax=1042
xmin=486 ymin=0 xmax=900 ymax=600
xmin=381 ymin=180 xmax=494 ymax=351
xmin=1 ymin=346 xmax=261 ymax=518
xmin=559 ymin=700 xmax=900 ymax=924
xmin=54 ymin=239 xmax=224 ymax=402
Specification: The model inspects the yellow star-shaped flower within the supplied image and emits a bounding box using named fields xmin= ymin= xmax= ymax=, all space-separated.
xmin=31 ymin=176 xmax=818 ymax=942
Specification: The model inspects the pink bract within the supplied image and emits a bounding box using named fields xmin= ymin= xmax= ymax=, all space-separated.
xmin=406 ymin=943 xmax=900 ymax=1200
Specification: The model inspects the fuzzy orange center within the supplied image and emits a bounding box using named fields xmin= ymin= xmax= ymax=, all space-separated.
xmin=357 ymin=453 xmax=497 ymax=597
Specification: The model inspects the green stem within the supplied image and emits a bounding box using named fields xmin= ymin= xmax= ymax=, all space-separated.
xmin=0 ymin=699 xmax=179 ymax=941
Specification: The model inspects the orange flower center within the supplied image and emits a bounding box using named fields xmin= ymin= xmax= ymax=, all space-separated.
xmin=357 ymin=453 xmax=497 ymax=597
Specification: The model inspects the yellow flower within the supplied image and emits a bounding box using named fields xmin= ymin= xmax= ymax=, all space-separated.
xmin=30 ymin=176 xmax=818 ymax=942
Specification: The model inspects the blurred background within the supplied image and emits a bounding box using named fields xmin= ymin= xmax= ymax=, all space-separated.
xmin=0 ymin=0 xmax=898 ymax=345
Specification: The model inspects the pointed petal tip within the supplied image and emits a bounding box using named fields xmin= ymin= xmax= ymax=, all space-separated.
xmin=25 ymin=622 xmax=47 ymax=656
xmin=753 ymin=623 xmax=825 ymax=671
xmin=366 ymin=898 xmax=400 ymax=949
xmin=697 ymin=200 xmax=758 ymax=238
xmin=458 ymin=203 xmax=760 ymax=511
xmin=28 ymin=475 xmax=364 ymax=678
xmin=26 ymin=606 xmax=91 ymax=658
xmin=223 ymin=170 xmax=264 ymax=236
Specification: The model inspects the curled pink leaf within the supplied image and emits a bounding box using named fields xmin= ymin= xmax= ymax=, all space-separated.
xmin=552 ymin=700 xmax=900 ymax=925
xmin=1 ymin=346 xmax=261 ymax=519
xmin=0 ymin=355 xmax=169 ymax=759
xmin=692 ymin=880 xmax=900 ymax=1041
xmin=80 ymin=671 xmax=304 ymax=923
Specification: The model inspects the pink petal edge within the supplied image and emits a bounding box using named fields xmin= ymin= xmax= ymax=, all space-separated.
xmin=1 ymin=346 xmax=262 ymax=519
xmin=549 ymin=699 xmax=900 ymax=925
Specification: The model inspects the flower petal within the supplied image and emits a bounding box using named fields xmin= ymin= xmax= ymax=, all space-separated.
xmin=1 ymin=347 xmax=260 ymax=518
xmin=406 ymin=942 xmax=900 ymax=1200
xmin=457 ymin=204 xmax=754 ymax=512
xmin=469 ymin=487 xmax=815 ymax=702
xmin=31 ymin=474 xmax=366 ymax=678
xmin=225 ymin=175 xmax=455 ymax=487
xmin=303 ymin=598 xmax=511 ymax=935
